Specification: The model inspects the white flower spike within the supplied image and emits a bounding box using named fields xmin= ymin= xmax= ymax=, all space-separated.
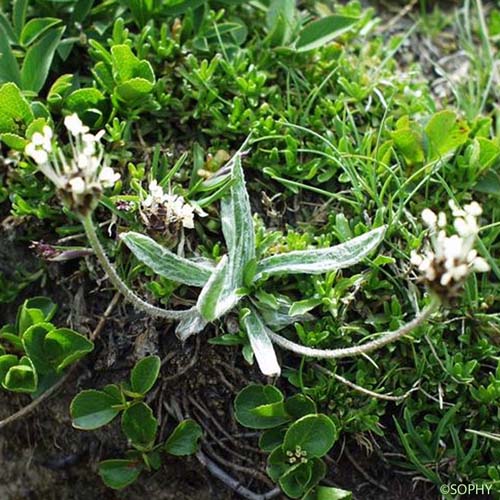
xmin=412 ymin=200 xmax=490 ymax=296
xmin=24 ymin=114 xmax=120 ymax=214
xmin=140 ymin=180 xmax=206 ymax=231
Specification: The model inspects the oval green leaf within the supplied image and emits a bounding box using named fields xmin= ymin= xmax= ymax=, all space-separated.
xmin=234 ymin=384 xmax=289 ymax=429
xmin=70 ymin=389 xmax=121 ymax=430
xmin=164 ymin=419 xmax=203 ymax=456
xmin=283 ymin=414 xmax=337 ymax=458
xmin=130 ymin=355 xmax=161 ymax=395
xmin=121 ymin=402 xmax=158 ymax=449
xmin=98 ymin=459 xmax=142 ymax=490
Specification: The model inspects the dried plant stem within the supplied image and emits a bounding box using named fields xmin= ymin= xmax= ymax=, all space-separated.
xmin=0 ymin=292 xmax=121 ymax=431
xmin=268 ymin=296 xmax=440 ymax=359
xmin=82 ymin=214 xmax=190 ymax=320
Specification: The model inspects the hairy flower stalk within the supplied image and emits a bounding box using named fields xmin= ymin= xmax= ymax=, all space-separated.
xmin=82 ymin=215 xmax=191 ymax=320
xmin=267 ymin=296 xmax=440 ymax=359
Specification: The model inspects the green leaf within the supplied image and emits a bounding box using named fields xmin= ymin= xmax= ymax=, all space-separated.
xmin=130 ymin=355 xmax=161 ymax=395
xmin=392 ymin=126 xmax=425 ymax=164
xmin=47 ymin=73 xmax=73 ymax=110
xmin=197 ymin=255 xmax=234 ymax=322
xmin=220 ymin=155 xmax=255 ymax=291
xmin=98 ymin=459 xmax=142 ymax=490
xmin=162 ymin=0 xmax=204 ymax=15
xmin=1 ymin=132 xmax=27 ymax=150
xmin=259 ymin=427 xmax=286 ymax=452
xmin=120 ymin=232 xmax=212 ymax=287
xmin=266 ymin=0 xmax=297 ymax=46
xmin=240 ymin=308 xmax=280 ymax=376
xmin=279 ymin=462 xmax=312 ymax=498
xmin=115 ymin=78 xmax=154 ymax=102
xmin=280 ymin=458 xmax=326 ymax=499
xmin=0 ymin=83 xmax=33 ymax=134
xmin=3 ymin=356 xmax=38 ymax=393
xmin=295 ymin=15 xmax=358 ymax=52
xmin=0 ymin=354 xmax=19 ymax=385
xmin=424 ymin=110 xmax=469 ymax=160
xmin=21 ymin=26 xmax=65 ymax=93
xmin=284 ymin=394 xmax=317 ymax=419
xmin=283 ymin=414 xmax=337 ymax=458
xmin=64 ymin=87 xmax=107 ymax=116
xmin=17 ymin=296 xmax=57 ymax=335
xmin=234 ymin=384 xmax=289 ymax=429
xmin=111 ymin=45 xmax=155 ymax=83
xmin=121 ymin=402 xmax=158 ymax=449
xmin=313 ymin=486 xmax=353 ymax=500
xmin=267 ymin=445 xmax=291 ymax=482
xmin=23 ymin=324 xmax=94 ymax=374
xmin=289 ymin=298 xmax=322 ymax=316
xmin=0 ymin=11 xmax=17 ymax=43
xmin=254 ymin=226 xmax=386 ymax=280
xmin=13 ymin=0 xmax=28 ymax=37
xmin=164 ymin=419 xmax=203 ymax=456
xmin=20 ymin=18 xmax=62 ymax=46
xmin=0 ymin=25 xmax=21 ymax=85
xmin=70 ymin=389 xmax=121 ymax=430
xmin=0 ymin=324 xmax=23 ymax=349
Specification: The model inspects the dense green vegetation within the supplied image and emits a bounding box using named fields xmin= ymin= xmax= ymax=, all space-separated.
xmin=0 ymin=0 xmax=499 ymax=498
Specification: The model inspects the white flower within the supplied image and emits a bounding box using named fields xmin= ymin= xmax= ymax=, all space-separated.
xmin=99 ymin=166 xmax=120 ymax=187
xmin=412 ymin=200 xmax=489 ymax=293
xmin=25 ymin=142 xmax=49 ymax=165
xmin=141 ymin=181 xmax=204 ymax=230
xmin=25 ymin=126 xmax=53 ymax=165
xmin=69 ymin=177 xmax=86 ymax=194
xmin=437 ymin=212 xmax=447 ymax=228
xmin=64 ymin=114 xmax=89 ymax=136
xmin=23 ymin=114 xmax=120 ymax=214
xmin=471 ymin=257 xmax=489 ymax=272
xmin=422 ymin=208 xmax=437 ymax=228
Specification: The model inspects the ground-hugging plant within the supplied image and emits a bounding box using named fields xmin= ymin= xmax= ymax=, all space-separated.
xmin=0 ymin=296 xmax=93 ymax=395
xmin=70 ymin=355 xmax=203 ymax=490
xmin=234 ymin=384 xmax=352 ymax=499
xmin=23 ymin=114 xmax=491 ymax=377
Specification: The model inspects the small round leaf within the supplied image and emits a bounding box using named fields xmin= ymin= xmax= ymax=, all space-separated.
xmin=130 ymin=355 xmax=161 ymax=395
xmin=234 ymin=384 xmax=289 ymax=429
xmin=70 ymin=389 xmax=121 ymax=430
xmin=283 ymin=414 xmax=337 ymax=458
xmin=121 ymin=402 xmax=158 ymax=449
xmin=164 ymin=419 xmax=203 ymax=456
xmin=98 ymin=459 xmax=142 ymax=489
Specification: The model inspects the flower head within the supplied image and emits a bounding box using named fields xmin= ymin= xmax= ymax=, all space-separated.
xmin=411 ymin=201 xmax=489 ymax=297
xmin=24 ymin=114 xmax=120 ymax=215
xmin=140 ymin=181 xmax=206 ymax=232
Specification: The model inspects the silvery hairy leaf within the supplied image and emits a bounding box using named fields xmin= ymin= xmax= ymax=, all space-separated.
xmin=120 ymin=232 xmax=213 ymax=287
xmin=253 ymin=226 xmax=386 ymax=281
xmin=241 ymin=308 xmax=281 ymax=376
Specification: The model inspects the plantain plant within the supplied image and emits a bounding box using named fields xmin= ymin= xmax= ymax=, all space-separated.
xmin=116 ymin=154 xmax=387 ymax=376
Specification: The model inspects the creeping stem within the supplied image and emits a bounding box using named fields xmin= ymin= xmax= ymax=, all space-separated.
xmin=81 ymin=214 xmax=190 ymax=320
xmin=267 ymin=295 xmax=441 ymax=359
